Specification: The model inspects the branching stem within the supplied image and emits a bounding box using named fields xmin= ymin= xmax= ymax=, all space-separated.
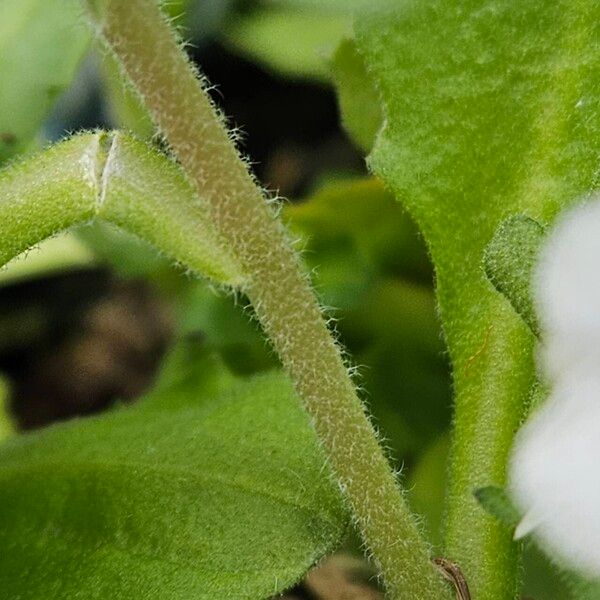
xmin=81 ymin=0 xmax=453 ymax=597
xmin=0 ymin=132 xmax=241 ymax=284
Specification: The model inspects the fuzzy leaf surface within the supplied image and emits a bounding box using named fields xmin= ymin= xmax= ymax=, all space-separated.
xmin=357 ymin=1 xmax=600 ymax=596
xmin=484 ymin=216 xmax=547 ymax=335
xmin=0 ymin=369 xmax=347 ymax=599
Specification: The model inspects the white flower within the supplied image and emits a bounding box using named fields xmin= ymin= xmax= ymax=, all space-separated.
xmin=510 ymin=194 xmax=600 ymax=576
xmin=534 ymin=199 xmax=600 ymax=382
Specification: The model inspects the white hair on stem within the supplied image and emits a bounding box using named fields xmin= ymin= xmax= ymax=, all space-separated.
xmin=510 ymin=192 xmax=600 ymax=577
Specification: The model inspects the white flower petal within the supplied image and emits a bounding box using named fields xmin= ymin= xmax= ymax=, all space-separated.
xmin=511 ymin=374 xmax=600 ymax=575
xmin=534 ymin=195 xmax=600 ymax=380
xmin=510 ymin=194 xmax=600 ymax=575
xmin=514 ymin=509 xmax=545 ymax=541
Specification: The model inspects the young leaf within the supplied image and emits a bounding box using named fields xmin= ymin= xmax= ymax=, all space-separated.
xmin=357 ymin=1 xmax=600 ymax=596
xmin=174 ymin=282 xmax=277 ymax=376
xmin=331 ymin=38 xmax=383 ymax=152
xmin=474 ymin=486 xmax=521 ymax=529
xmin=0 ymin=0 xmax=90 ymax=162
xmin=141 ymin=336 xmax=239 ymax=407
xmin=0 ymin=370 xmax=348 ymax=599
xmin=284 ymin=177 xmax=431 ymax=290
xmin=484 ymin=216 xmax=546 ymax=336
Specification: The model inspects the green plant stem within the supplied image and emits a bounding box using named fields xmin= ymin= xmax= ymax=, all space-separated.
xmin=84 ymin=1 xmax=452 ymax=597
xmin=0 ymin=134 xmax=97 ymax=266
xmin=0 ymin=132 xmax=241 ymax=285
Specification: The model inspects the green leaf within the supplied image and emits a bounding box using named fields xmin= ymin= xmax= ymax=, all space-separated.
xmin=0 ymin=376 xmax=14 ymax=442
xmin=223 ymin=8 xmax=351 ymax=81
xmin=474 ymin=486 xmax=521 ymax=529
xmin=331 ymin=38 xmax=383 ymax=152
xmin=0 ymin=0 xmax=90 ymax=162
xmin=142 ymin=337 xmax=238 ymax=405
xmin=357 ymin=1 xmax=600 ymax=596
xmin=0 ymin=369 xmax=348 ymax=599
xmin=484 ymin=216 xmax=546 ymax=335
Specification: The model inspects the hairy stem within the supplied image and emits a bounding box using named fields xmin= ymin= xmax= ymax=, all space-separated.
xmin=0 ymin=134 xmax=98 ymax=266
xmin=0 ymin=132 xmax=241 ymax=285
xmin=84 ymin=1 xmax=452 ymax=597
